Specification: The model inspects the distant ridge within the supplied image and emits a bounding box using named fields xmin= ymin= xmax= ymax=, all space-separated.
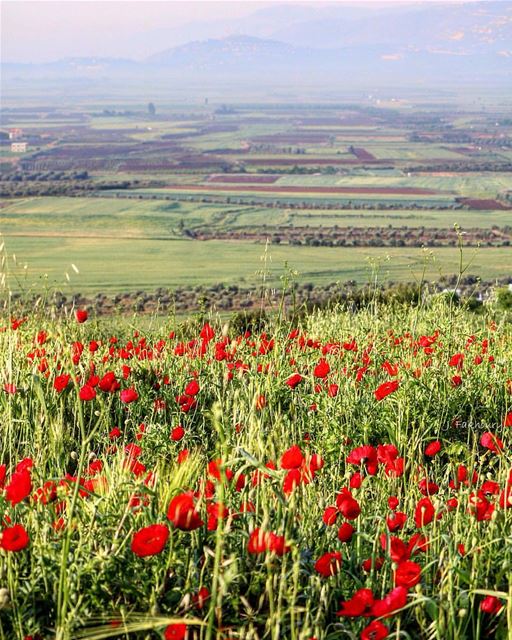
xmin=2 ymin=1 xmax=511 ymax=88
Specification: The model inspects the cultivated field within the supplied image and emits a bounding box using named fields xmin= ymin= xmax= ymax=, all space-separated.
xmin=1 ymin=100 xmax=511 ymax=306
xmin=4 ymin=233 xmax=511 ymax=295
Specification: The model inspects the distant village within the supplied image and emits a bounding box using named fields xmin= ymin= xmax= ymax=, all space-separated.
xmin=2 ymin=127 xmax=28 ymax=153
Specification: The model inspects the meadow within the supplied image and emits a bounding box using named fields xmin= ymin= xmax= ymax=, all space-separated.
xmin=2 ymin=194 xmax=511 ymax=297
xmin=4 ymin=197 xmax=512 ymax=235
xmin=1 ymin=297 xmax=512 ymax=640
xmin=4 ymin=232 xmax=512 ymax=295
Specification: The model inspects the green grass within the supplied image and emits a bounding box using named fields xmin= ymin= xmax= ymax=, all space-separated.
xmin=116 ymin=188 xmax=457 ymax=208
xmin=362 ymin=143 xmax=465 ymax=160
xmin=5 ymin=196 xmax=509 ymax=239
xmin=2 ymin=195 xmax=510 ymax=296
xmin=274 ymin=174 xmax=512 ymax=198
xmin=0 ymin=197 xmax=242 ymax=238
xmin=3 ymin=233 xmax=511 ymax=295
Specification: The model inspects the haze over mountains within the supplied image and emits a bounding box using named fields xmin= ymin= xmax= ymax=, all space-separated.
xmin=3 ymin=2 xmax=512 ymax=88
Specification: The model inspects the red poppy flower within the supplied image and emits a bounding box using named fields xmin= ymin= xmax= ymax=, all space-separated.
xmin=424 ymin=440 xmax=441 ymax=457
xmin=388 ymin=496 xmax=399 ymax=510
xmin=382 ymin=361 xmax=398 ymax=377
xmin=500 ymin=484 xmax=512 ymax=509
xmin=314 ymin=551 xmax=342 ymax=577
xmin=414 ymin=497 xmax=435 ymax=528
xmin=255 ymin=394 xmax=266 ymax=410
xmin=33 ymin=480 xmax=57 ymax=505
xmin=381 ymin=534 xmax=409 ymax=563
xmin=386 ymin=511 xmax=407 ymax=532
xmin=309 ymin=453 xmax=324 ymax=474
xmin=5 ymin=469 xmax=32 ymax=506
xmin=16 ymin=458 xmax=33 ymax=473
xmin=336 ymin=588 xmax=374 ymax=617
xmin=504 ymin=412 xmax=512 ymax=428
xmin=374 ymin=380 xmax=399 ymax=401
xmin=362 ymin=556 xmax=384 ymax=572
xmin=98 ymin=371 xmax=119 ymax=393
xmin=167 ymin=492 xmax=203 ymax=531
xmin=350 ymin=472 xmax=363 ymax=489
xmin=131 ymin=524 xmax=169 ymax=557
xmin=185 ymin=380 xmax=200 ymax=396
xmin=120 ymin=388 xmax=138 ymax=404
xmin=322 ymin=506 xmax=338 ymax=526
xmin=286 ymin=373 xmax=303 ymax=389
xmin=314 ymin=359 xmax=330 ymax=379
xmin=448 ymin=352 xmax=464 ymax=368
xmin=418 ymin=478 xmax=439 ymax=496
xmin=79 ymin=384 xmax=96 ymax=401
xmin=370 ymin=586 xmax=407 ymax=618
xmin=480 ymin=432 xmax=503 ymax=454
xmin=336 ymin=489 xmax=361 ymax=520
xmin=280 ymin=445 xmax=304 ymax=469
xmin=394 ymin=560 xmax=421 ymax=588
xmin=75 ymin=309 xmax=88 ymax=323
xmin=54 ymin=374 xmax=70 ymax=393
xmin=407 ymin=533 xmax=429 ymax=555
xmin=283 ymin=468 xmax=302 ymax=495
xmin=361 ymin=620 xmax=389 ymax=640
xmin=337 ymin=522 xmax=355 ymax=543
xmin=469 ymin=492 xmax=494 ymax=521
xmin=109 ymin=427 xmax=121 ymax=440
xmin=248 ymin=527 xmax=269 ymax=554
xmin=164 ymin=624 xmax=187 ymax=640
xmin=377 ymin=444 xmax=399 ymax=464
xmin=193 ymin=586 xmax=210 ymax=609
xmin=480 ymin=595 xmax=503 ymax=615
xmin=347 ymin=445 xmax=377 ymax=475
xmin=171 ymin=426 xmax=185 ymax=441
xmin=248 ymin=528 xmax=290 ymax=556
xmin=207 ymin=459 xmax=233 ymax=483
xmin=327 ymin=383 xmax=338 ymax=397
xmin=480 ymin=480 xmax=500 ymax=496
xmin=177 ymin=449 xmax=189 ymax=465
xmin=0 ymin=524 xmax=29 ymax=552
xmin=206 ymin=502 xmax=229 ymax=531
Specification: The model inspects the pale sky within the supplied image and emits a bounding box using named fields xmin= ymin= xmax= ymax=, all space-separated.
xmin=1 ymin=0 xmax=486 ymax=63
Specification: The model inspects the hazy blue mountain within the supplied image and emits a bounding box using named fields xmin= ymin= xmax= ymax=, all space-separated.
xmin=2 ymin=2 xmax=511 ymax=89
xmin=146 ymin=35 xmax=310 ymax=68
xmin=133 ymin=2 xmax=512 ymax=55
xmin=263 ymin=1 xmax=512 ymax=52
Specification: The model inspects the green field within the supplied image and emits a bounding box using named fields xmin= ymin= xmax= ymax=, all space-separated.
xmin=2 ymin=195 xmax=511 ymax=295
xmin=3 ymin=197 xmax=510 ymax=238
xmin=109 ymin=187 xmax=458 ymax=208
xmin=0 ymin=197 xmax=230 ymax=238
xmin=4 ymin=233 xmax=510 ymax=295
xmin=2 ymin=99 xmax=511 ymax=300
xmin=273 ymin=173 xmax=512 ymax=197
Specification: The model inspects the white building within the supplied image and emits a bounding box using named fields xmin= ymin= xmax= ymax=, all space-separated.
xmin=11 ymin=142 xmax=27 ymax=153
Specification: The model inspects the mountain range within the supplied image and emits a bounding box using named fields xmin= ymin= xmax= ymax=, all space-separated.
xmin=2 ymin=2 xmax=511 ymax=88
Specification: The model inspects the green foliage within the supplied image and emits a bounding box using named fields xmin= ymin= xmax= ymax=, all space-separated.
xmin=496 ymin=287 xmax=512 ymax=311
